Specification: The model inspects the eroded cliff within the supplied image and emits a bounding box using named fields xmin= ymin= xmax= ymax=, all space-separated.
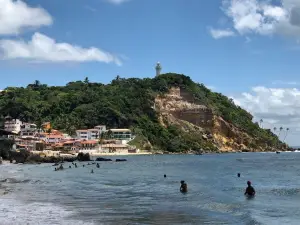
xmin=155 ymin=87 xmax=285 ymax=152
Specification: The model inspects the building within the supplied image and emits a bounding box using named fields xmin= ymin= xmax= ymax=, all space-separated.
xmin=76 ymin=130 xmax=89 ymax=140
xmin=20 ymin=123 xmax=37 ymax=137
xmin=76 ymin=125 xmax=107 ymax=140
xmin=101 ymin=143 xmax=129 ymax=153
xmin=95 ymin=125 xmax=107 ymax=134
xmin=4 ymin=116 xmax=22 ymax=133
xmin=155 ymin=62 xmax=162 ymax=77
xmin=44 ymin=134 xmax=64 ymax=143
xmin=109 ymin=129 xmax=132 ymax=140
xmin=42 ymin=122 xmax=51 ymax=131
xmin=88 ymin=129 xmax=100 ymax=139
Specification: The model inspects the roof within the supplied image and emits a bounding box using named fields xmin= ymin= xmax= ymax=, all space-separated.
xmin=46 ymin=135 xmax=63 ymax=138
xmin=109 ymin=129 xmax=131 ymax=132
xmin=88 ymin=129 xmax=98 ymax=131
xmin=63 ymin=141 xmax=75 ymax=144
xmin=76 ymin=130 xmax=88 ymax=132
xmin=101 ymin=144 xmax=128 ymax=148
xmin=81 ymin=140 xmax=98 ymax=144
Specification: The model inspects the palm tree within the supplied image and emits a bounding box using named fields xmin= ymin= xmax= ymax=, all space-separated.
xmin=259 ymin=119 xmax=263 ymax=128
xmin=84 ymin=77 xmax=89 ymax=84
xmin=34 ymin=80 xmax=41 ymax=87
xmin=273 ymin=127 xmax=277 ymax=134
xmin=278 ymin=127 xmax=283 ymax=138
xmin=283 ymin=128 xmax=290 ymax=142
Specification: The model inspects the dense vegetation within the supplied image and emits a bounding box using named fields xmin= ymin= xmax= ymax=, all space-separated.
xmin=0 ymin=74 xmax=281 ymax=152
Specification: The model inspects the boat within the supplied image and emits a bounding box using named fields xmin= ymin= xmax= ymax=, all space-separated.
xmin=96 ymin=157 xmax=112 ymax=162
xmin=276 ymin=151 xmax=280 ymax=154
xmin=115 ymin=159 xmax=127 ymax=162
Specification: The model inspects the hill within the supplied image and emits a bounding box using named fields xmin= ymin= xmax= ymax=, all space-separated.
xmin=0 ymin=74 xmax=287 ymax=153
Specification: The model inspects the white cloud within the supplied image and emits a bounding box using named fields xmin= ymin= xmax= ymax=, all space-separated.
xmin=0 ymin=0 xmax=52 ymax=36
xmin=105 ymin=0 xmax=130 ymax=4
xmin=207 ymin=85 xmax=216 ymax=90
xmin=84 ymin=5 xmax=97 ymax=12
xmin=0 ymin=32 xmax=122 ymax=65
xmin=271 ymin=80 xmax=298 ymax=85
xmin=233 ymin=86 xmax=300 ymax=145
xmin=212 ymin=0 xmax=300 ymax=40
xmin=209 ymin=28 xmax=235 ymax=39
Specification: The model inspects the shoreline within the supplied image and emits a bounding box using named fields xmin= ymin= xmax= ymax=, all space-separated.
xmin=89 ymin=152 xmax=153 ymax=156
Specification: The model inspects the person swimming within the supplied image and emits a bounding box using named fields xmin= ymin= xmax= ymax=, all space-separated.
xmin=91 ymin=169 xmax=94 ymax=173
xmin=96 ymin=163 xmax=100 ymax=168
xmin=244 ymin=181 xmax=255 ymax=197
xmin=180 ymin=180 xmax=188 ymax=193
xmin=237 ymin=173 xmax=241 ymax=177
xmin=164 ymin=174 xmax=166 ymax=178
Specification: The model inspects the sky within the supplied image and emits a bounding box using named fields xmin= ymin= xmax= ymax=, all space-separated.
xmin=1 ymin=0 xmax=300 ymax=145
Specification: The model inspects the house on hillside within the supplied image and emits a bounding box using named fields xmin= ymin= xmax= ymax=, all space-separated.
xmin=109 ymin=129 xmax=132 ymax=140
xmin=20 ymin=123 xmax=37 ymax=137
xmin=4 ymin=116 xmax=22 ymax=134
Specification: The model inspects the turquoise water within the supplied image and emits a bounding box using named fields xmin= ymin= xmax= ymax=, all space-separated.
xmin=1 ymin=153 xmax=300 ymax=225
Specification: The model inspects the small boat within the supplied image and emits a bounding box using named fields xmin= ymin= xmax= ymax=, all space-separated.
xmin=276 ymin=151 xmax=280 ymax=154
xmin=96 ymin=157 xmax=112 ymax=162
xmin=115 ymin=159 xmax=127 ymax=162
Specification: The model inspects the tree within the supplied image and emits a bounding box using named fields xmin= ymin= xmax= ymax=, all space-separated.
xmin=84 ymin=77 xmax=89 ymax=84
xmin=278 ymin=127 xmax=283 ymax=138
xmin=259 ymin=119 xmax=263 ymax=128
xmin=99 ymin=132 xmax=105 ymax=145
xmin=283 ymin=128 xmax=289 ymax=142
xmin=34 ymin=80 xmax=41 ymax=87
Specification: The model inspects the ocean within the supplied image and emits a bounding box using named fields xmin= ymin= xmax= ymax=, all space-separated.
xmin=1 ymin=153 xmax=300 ymax=225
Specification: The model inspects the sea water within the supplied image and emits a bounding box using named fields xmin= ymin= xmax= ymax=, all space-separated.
xmin=1 ymin=153 xmax=300 ymax=225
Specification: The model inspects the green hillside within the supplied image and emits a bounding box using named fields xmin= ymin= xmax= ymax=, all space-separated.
xmin=0 ymin=74 xmax=282 ymax=152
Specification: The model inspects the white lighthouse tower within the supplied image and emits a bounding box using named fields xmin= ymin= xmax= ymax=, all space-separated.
xmin=155 ymin=62 xmax=162 ymax=77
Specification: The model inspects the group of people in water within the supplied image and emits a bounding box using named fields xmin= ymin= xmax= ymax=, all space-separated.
xmin=54 ymin=162 xmax=100 ymax=173
xmin=172 ymin=173 xmax=255 ymax=196
xmin=54 ymin=164 xmax=254 ymax=197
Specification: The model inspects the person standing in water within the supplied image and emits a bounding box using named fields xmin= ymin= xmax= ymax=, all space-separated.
xmin=180 ymin=180 xmax=188 ymax=193
xmin=244 ymin=181 xmax=255 ymax=197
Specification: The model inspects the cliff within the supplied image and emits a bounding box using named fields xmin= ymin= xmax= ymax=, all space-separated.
xmin=154 ymin=86 xmax=286 ymax=152
xmin=0 ymin=73 xmax=287 ymax=153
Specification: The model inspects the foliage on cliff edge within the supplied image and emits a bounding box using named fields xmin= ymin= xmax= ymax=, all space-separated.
xmin=0 ymin=74 xmax=283 ymax=152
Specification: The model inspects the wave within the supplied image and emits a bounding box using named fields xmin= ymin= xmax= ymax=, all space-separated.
xmin=0 ymin=198 xmax=97 ymax=225
xmin=0 ymin=178 xmax=31 ymax=184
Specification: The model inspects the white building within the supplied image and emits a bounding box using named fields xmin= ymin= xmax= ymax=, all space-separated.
xmin=20 ymin=123 xmax=37 ymax=137
xmin=4 ymin=116 xmax=22 ymax=133
xmin=76 ymin=125 xmax=107 ymax=140
xmin=155 ymin=62 xmax=162 ymax=77
xmin=109 ymin=129 xmax=132 ymax=140
xmin=44 ymin=134 xmax=64 ymax=143
xmin=95 ymin=125 xmax=106 ymax=134
xmin=76 ymin=130 xmax=89 ymax=140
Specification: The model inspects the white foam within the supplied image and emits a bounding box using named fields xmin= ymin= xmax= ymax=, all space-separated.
xmin=0 ymin=198 xmax=97 ymax=225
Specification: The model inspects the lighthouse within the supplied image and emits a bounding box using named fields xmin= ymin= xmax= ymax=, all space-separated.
xmin=155 ymin=62 xmax=162 ymax=77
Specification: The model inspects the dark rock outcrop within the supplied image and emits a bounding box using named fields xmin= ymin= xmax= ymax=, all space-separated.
xmin=77 ymin=153 xmax=91 ymax=161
